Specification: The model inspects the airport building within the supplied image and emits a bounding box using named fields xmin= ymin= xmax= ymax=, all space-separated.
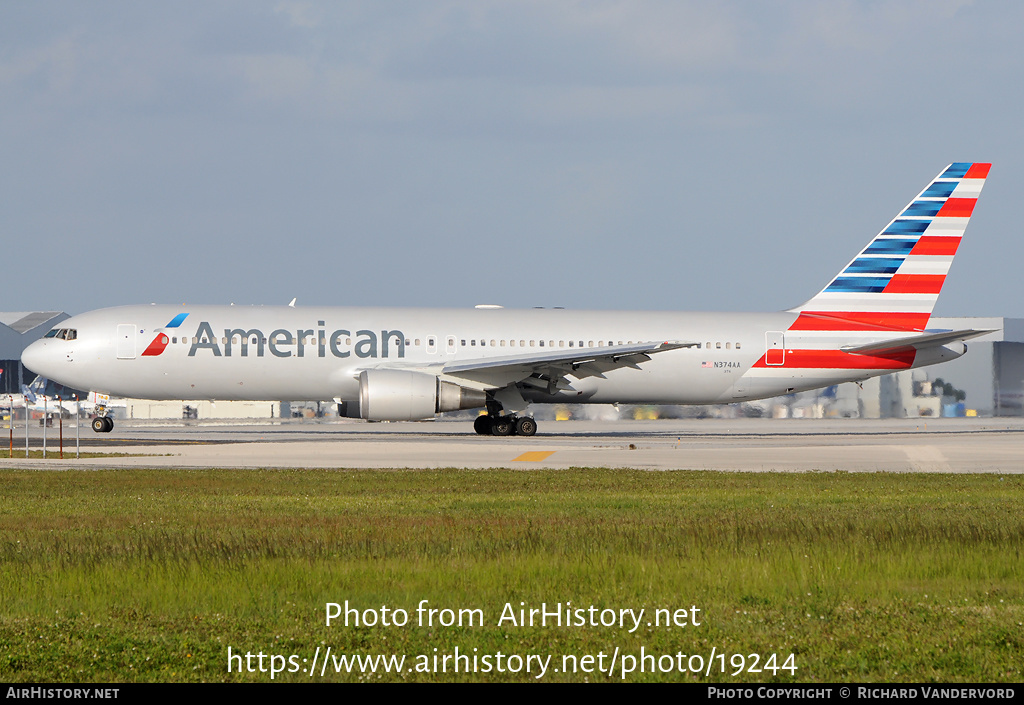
xmin=927 ymin=317 xmax=1024 ymax=416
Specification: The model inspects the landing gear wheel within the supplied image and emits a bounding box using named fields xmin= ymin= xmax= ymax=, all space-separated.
xmin=92 ymin=417 xmax=107 ymax=433
xmin=473 ymin=415 xmax=492 ymax=435
xmin=490 ymin=416 xmax=513 ymax=436
xmin=514 ymin=416 xmax=537 ymax=436
xmin=103 ymin=417 xmax=114 ymax=433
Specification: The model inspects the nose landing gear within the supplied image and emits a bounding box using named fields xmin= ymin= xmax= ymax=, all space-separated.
xmin=91 ymin=416 xmax=114 ymax=433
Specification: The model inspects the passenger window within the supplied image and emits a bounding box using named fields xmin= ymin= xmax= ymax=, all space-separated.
xmin=415 ymin=339 xmax=420 ymax=346
xmin=530 ymin=340 xmax=535 ymax=347
xmin=491 ymin=340 xmax=496 ymax=346
xmin=500 ymin=340 xmax=506 ymax=347
xmin=481 ymin=340 xmax=486 ymax=347
xmin=706 ymin=342 xmax=712 ymax=349
xmin=549 ymin=340 xmax=554 ymax=347
xmin=520 ymin=340 xmax=526 ymax=347
xmin=172 ymin=337 xmax=177 ymax=344
xmin=471 ymin=340 xmax=476 ymax=346
xmin=559 ymin=340 xmax=564 ymax=347
xmin=461 ymin=340 xmax=466 ymax=346
xmin=736 ymin=342 xmax=741 ymax=349
xmin=716 ymin=342 xmax=721 ymax=349
xmin=726 ymin=342 xmax=731 ymax=350
xmin=510 ymin=340 xmax=516 ymax=347
xmin=569 ymin=341 xmax=574 ymax=347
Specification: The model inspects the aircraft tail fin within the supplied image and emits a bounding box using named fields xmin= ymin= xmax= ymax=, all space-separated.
xmin=22 ymin=375 xmax=48 ymax=402
xmin=789 ymin=162 xmax=990 ymax=332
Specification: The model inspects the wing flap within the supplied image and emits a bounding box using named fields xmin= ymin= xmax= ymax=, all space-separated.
xmin=441 ymin=341 xmax=695 ymax=389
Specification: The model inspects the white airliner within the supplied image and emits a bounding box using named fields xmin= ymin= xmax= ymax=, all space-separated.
xmin=23 ymin=163 xmax=992 ymax=436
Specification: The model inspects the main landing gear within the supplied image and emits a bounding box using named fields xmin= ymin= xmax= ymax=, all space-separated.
xmin=91 ymin=416 xmax=114 ymax=433
xmin=474 ymin=414 xmax=538 ymax=437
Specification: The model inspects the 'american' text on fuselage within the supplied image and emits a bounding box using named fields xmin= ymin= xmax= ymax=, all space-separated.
xmin=187 ymin=322 xmax=406 ymax=359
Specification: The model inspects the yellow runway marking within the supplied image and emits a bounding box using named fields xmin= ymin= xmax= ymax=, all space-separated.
xmin=513 ymin=451 xmax=556 ymax=462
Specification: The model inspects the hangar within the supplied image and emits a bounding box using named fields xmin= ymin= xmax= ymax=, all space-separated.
xmin=0 ymin=312 xmax=68 ymax=395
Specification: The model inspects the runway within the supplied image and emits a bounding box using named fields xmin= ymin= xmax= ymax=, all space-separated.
xmin=3 ymin=417 xmax=1024 ymax=472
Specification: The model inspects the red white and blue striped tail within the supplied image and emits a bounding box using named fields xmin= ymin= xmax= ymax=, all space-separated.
xmin=790 ymin=162 xmax=990 ymax=332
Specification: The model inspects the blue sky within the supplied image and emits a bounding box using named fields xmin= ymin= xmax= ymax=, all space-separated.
xmin=2 ymin=1 xmax=1021 ymax=316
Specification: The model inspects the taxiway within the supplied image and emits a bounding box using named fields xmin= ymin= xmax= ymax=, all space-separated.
xmin=2 ymin=417 xmax=1023 ymax=472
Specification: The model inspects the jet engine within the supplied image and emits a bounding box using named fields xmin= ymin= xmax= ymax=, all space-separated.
xmin=340 ymin=369 xmax=486 ymax=421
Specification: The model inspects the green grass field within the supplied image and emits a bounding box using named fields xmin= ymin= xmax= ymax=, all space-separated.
xmin=1 ymin=468 xmax=1022 ymax=682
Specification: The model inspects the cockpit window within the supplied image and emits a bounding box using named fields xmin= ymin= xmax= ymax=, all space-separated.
xmin=44 ymin=328 xmax=77 ymax=340
xmin=44 ymin=329 xmax=59 ymax=338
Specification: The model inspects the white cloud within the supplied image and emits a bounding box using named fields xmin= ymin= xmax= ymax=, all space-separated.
xmin=0 ymin=33 xmax=80 ymax=92
xmin=275 ymin=1 xmax=322 ymax=29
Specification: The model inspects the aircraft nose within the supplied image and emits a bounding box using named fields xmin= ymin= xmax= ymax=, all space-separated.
xmin=21 ymin=339 xmax=57 ymax=378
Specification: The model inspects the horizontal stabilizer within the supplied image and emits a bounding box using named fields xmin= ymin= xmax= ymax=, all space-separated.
xmin=840 ymin=329 xmax=995 ymax=356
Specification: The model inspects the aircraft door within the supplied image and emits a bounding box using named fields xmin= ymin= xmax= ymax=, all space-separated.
xmin=116 ymin=324 xmax=137 ymax=359
xmin=765 ymin=331 xmax=785 ymax=366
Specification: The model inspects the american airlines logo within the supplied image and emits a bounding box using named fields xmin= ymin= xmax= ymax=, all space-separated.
xmin=141 ymin=313 xmax=190 ymax=357
xmin=186 ymin=321 xmax=407 ymax=359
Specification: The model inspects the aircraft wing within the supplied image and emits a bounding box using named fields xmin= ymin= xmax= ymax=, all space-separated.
xmin=438 ymin=340 xmax=697 ymax=393
xmin=840 ymin=329 xmax=996 ymax=356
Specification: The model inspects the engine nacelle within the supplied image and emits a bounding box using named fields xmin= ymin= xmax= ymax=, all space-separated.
xmin=344 ymin=369 xmax=487 ymax=421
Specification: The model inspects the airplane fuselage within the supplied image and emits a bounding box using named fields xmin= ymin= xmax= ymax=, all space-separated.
xmin=22 ymin=304 xmax=963 ymax=407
